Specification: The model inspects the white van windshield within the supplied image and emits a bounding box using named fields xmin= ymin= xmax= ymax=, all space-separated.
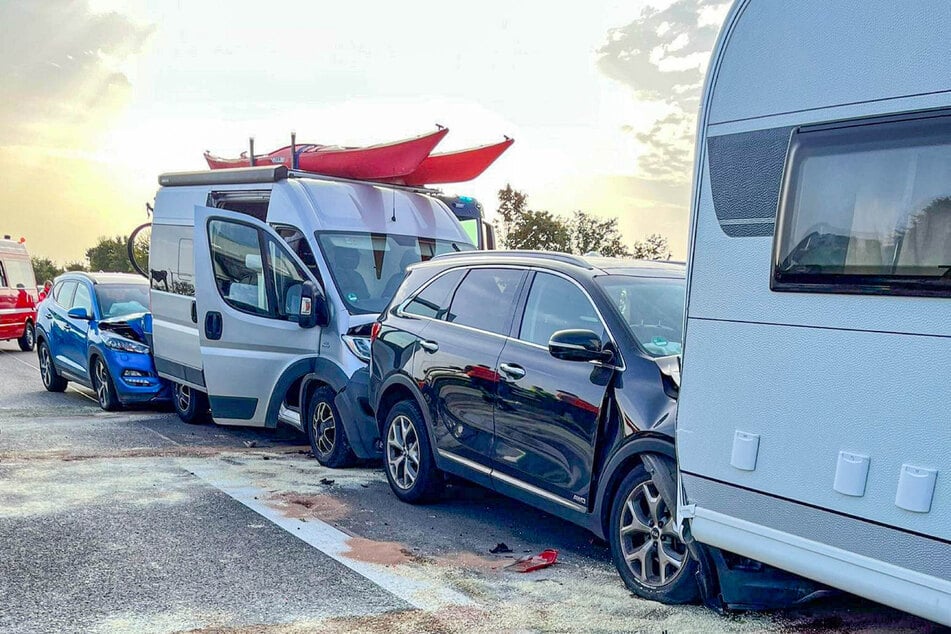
xmin=596 ymin=276 xmax=686 ymax=357
xmin=317 ymin=232 xmax=474 ymax=314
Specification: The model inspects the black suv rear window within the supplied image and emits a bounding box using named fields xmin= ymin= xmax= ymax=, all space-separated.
xmin=446 ymin=268 xmax=523 ymax=336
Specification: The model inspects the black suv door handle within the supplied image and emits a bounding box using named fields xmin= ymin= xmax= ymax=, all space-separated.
xmin=419 ymin=340 xmax=439 ymax=353
xmin=191 ymin=300 xmax=198 ymax=324
xmin=204 ymin=311 xmax=223 ymax=340
xmin=499 ymin=362 xmax=525 ymax=380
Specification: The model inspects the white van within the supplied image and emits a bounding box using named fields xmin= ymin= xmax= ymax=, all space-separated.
xmin=149 ymin=165 xmax=474 ymax=466
xmin=678 ymin=0 xmax=951 ymax=625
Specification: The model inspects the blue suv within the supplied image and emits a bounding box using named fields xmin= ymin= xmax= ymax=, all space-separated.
xmin=35 ymin=272 xmax=169 ymax=410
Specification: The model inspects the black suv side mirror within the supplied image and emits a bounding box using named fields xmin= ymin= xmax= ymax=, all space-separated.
xmin=548 ymin=329 xmax=613 ymax=363
xmin=298 ymin=281 xmax=330 ymax=329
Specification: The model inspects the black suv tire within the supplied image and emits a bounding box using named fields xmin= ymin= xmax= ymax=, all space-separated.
xmin=609 ymin=465 xmax=699 ymax=604
xmin=306 ymin=386 xmax=356 ymax=468
xmin=382 ymin=400 xmax=443 ymax=504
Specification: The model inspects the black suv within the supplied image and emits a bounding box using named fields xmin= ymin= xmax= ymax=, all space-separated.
xmin=369 ymin=251 xmax=692 ymax=602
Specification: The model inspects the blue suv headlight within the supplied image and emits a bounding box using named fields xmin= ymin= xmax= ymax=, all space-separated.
xmin=103 ymin=335 xmax=150 ymax=355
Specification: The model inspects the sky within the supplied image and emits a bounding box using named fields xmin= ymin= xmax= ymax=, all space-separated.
xmin=0 ymin=0 xmax=731 ymax=265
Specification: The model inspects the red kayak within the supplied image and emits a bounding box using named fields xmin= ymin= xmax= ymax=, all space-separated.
xmin=203 ymin=127 xmax=449 ymax=180
xmin=388 ymin=137 xmax=514 ymax=186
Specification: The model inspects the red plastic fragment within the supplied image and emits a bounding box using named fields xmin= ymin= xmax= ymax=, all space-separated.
xmin=506 ymin=548 xmax=558 ymax=573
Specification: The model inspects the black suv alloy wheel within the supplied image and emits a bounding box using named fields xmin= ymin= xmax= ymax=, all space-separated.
xmin=382 ymin=400 xmax=443 ymax=503
xmin=609 ymin=465 xmax=698 ymax=603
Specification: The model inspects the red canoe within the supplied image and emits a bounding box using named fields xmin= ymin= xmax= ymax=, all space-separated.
xmin=203 ymin=127 xmax=449 ymax=180
xmin=389 ymin=137 xmax=514 ymax=186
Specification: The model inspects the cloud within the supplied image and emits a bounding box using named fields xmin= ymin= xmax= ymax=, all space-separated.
xmin=597 ymin=0 xmax=730 ymax=186
xmin=0 ymin=0 xmax=153 ymax=148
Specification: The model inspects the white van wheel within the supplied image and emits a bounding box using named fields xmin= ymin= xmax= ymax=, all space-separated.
xmin=173 ymin=382 xmax=208 ymax=424
xmin=306 ymin=386 xmax=356 ymax=468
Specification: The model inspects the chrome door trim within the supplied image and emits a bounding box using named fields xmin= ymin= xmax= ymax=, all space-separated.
xmin=492 ymin=469 xmax=587 ymax=512
xmin=437 ymin=448 xmax=492 ymax=475
xmin=436 ymin=448 xmax=586 ymax=513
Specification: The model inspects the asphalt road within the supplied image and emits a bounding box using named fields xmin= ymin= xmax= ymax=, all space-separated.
xmin=0 ymin=342 xmax=945 ymax=633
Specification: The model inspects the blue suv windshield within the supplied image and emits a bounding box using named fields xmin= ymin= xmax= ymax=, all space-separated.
xmin=95 ymin=284 xmax=150 ymax=319
xmin=596 ymin=275 xmax=685 ymax=357
xmin=316 ymin=231 xmax=474 ymax=314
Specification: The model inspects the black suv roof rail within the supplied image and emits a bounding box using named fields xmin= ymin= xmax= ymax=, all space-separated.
xmin=433 ymin=250 xmax=595 ymax=269
xmin=158 ymin=166 xmax=442 ymax=195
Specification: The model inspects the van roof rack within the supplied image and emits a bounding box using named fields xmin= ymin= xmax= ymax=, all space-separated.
xmin=433 ymin=250 xmax=595 ymax=269
xmin=158 ymin=165 xmax=442 ymax=195
xmin=286 ymin=169 xmax=441 ymax=195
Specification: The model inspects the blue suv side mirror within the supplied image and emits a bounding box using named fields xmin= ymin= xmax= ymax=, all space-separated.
xmin=67 ymin=307 xmax=92 ymax=321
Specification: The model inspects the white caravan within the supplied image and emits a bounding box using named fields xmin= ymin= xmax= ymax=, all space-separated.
xmin=677 ymin=0 xmax=951 ymax=625
xmin=149 ymin=166 xmax=473 ymax=466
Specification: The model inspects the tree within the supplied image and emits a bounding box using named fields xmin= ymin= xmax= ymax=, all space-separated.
xmin=631 ymin=234 xmax=671 ymax=260
xmin=506 ymin=209 xmax=572 ymax=252
xmin=30 ymin=257 xmax=62 ymax=284
xmin=496 ymin=184 xmax=529 ymax=248
xmin=86 ymin=235 xmax=139 ymax=273
xmin=569 ymin=211 xmax=630 ymax=257
xmin=496 ymin=185 xmax=571 ymax=252
xmin=65 ymin=261 xmax=88 ymax=271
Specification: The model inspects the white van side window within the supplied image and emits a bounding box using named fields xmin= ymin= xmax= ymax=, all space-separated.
xmin=150 ymin=225 xmax=195 ymax=296
xmin=774 ymin=112 xmax=951 ymax=297
xmin=208 ymin=220 xmax=271 ymax=317
xmin=0 ymin=261 xmax=6 ymax=287
xmin=207 ymin=219 xmax=306 ymax=322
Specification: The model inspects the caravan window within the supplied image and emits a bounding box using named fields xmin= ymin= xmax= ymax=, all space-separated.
xmin=774 ymin=112 xmax=951 ymax=296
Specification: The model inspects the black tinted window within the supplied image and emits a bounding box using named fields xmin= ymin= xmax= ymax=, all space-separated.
xmin=520 ymin=273 xmax=604 ymax=347
xmin=446 ymin=268 xmax=523 ymax=335
xmin=775 ymin=113 xmax=951 ymax=296
xmin=403 ymin=269 xmax=465 ymax=319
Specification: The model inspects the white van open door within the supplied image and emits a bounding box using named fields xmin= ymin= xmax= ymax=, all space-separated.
xmin=193 ymin=206 xmax=323 ymax=427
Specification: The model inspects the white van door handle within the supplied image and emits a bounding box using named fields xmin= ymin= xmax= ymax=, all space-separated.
xmin=419 ymin=340 xmax=439 ymax=353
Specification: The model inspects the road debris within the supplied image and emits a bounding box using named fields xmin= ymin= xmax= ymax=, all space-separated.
xmin=505 ymin=549 xmax=558 ymax=573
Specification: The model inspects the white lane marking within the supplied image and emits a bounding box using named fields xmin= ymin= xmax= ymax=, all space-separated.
xmin=187 ymin=463 xmax=474 ymax=611
xmin=139 ymin=424 xmax=182 ymax=446
xmin=0 ymin=349 xmax=98 ymax=404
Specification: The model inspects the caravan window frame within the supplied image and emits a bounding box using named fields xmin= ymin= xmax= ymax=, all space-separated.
xmin=772 ymin=108 xmax=951 ymax=298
